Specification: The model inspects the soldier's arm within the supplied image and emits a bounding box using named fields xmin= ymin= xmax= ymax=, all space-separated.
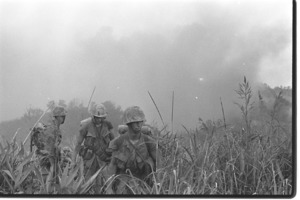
xmin=72 ymin=125 xmax=87 ymax=162
xmin=107 ymin=121 xmax=115 ymax=140
xmin=108 ymin=132 xmax=115 ymax=141
xmin=146 ymin=136 xmax=157 ymax=167
xmin=105 ymin=157 xmax=118 ymax=178
xmin=104 ymin=137 xmax=121 ymax=177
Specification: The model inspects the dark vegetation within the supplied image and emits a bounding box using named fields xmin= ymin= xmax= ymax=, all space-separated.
xmin=0 ymin=100 xmax=124 ymax=152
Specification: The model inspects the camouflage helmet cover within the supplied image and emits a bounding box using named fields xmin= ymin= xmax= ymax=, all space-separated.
xmin=123 ymin=106 xmax=146 ymax=124
xmin=52 ymin=106 xmax=67 ymax=117
xmin=89 ymin=104 xmax=107 ymax=117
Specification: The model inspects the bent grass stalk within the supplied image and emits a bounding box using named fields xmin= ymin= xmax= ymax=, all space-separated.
xmin=147 ymin=91 xmax=165 ymax=126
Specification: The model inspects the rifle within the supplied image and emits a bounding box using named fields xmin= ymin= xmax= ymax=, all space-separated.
xmin=30 ymin=135 xmax=33 ymax=152
xmin=87 ymin=86 xmax=96 ymax=110
xmin=74 ymin=86 xmax=96 ymax=163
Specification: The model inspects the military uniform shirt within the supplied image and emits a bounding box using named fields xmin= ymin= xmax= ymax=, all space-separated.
xmin=76 ymin=117 xmax=114 ymax=159
xmin=108 ymin=133 xmax=156 ymax=179
xmin=32 ymin=120 xmax=62 ymax=156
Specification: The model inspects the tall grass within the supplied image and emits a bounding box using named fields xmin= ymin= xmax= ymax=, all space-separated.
xmin=0 ymin=77 xmax=293 ymax=195
xmin=0 ymin=139 xmax=101 ymax=194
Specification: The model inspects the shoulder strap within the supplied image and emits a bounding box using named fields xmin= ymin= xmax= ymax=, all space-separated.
xmin=126 ymin=136 xmax=155 ymax=169
xmin=126 ymin=137 xmax=147 ymax=162
xmin=93 ymin=124 xmax=110 ymax=154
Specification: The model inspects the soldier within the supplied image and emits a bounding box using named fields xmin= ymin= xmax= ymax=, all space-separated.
xmin=31 ymin=106 xmax=67 ymax=182
xmin=105 ymin=106 xmax=157 ymax=194
xmin=72 ymin=103 xmax=114 ymax=192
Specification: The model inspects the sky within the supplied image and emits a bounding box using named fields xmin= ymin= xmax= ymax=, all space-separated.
xmin=0 ymin=0 xmax=293 ymax=130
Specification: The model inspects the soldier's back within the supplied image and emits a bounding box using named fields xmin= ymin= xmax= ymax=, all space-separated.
xmin=33 ymin=120 xmax=61 ymax=156
xmin=31 ymin=122 xmax=46 ymax=152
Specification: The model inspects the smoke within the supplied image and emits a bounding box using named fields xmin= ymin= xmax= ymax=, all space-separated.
xmin=65 ymin=1 xmax=291 ymax=129
xmin=0 ymin=0 xmax=292 ymax=130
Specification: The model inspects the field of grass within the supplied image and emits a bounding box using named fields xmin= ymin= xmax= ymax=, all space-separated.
xmin=0 ymin=77 xmax=293 ymax=196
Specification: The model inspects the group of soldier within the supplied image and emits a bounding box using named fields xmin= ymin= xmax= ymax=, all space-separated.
xmin=30 ymin=104 xmax=157 ymax=194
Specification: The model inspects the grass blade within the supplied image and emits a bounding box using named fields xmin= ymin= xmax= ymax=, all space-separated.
xmin=148 ymin=91 xmax=165 ymax=126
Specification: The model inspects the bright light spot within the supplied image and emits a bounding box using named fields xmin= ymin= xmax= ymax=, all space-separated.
xmin=195 ymin=96 xmax=198 ymax=100
xmin=198 ymin=77 xmax=204 ymax=81
xmin=116 ymin=86 xmax=120 ymax=89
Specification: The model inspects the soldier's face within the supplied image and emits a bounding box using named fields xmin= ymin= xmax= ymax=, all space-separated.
xmin=57 ymin=116 xmax=66 ymax=124
xmin=94 ymin=116 xmax=105 ymax=125
xmin=129 ymin=121 xmax=143 ymax=133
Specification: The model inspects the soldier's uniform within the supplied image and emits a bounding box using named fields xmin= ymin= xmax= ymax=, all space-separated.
xmin=109 ymin=132 xmax=156 ymax=176
xmin=31 ymin=106 xmax=66 ymax=179
xmin=77 ymin=117 xmax=114 ymax=178
xmin=73 ymin=104 xmax=114 ymax=193
xmin=105 ymin=106 xmax=157 ymax=194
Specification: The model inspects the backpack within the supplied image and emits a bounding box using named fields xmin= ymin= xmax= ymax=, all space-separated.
xmin=30 ymin=122 xmax=46 ymax=152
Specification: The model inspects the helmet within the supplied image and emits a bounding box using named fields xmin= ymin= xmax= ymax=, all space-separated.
xmin=89 ymin=104 xmax=107 ymax=117
xmin=52 ymin=106 xmax=67 ymax=117
xmin=123 ymin=106 xmax=146 ymax=124
xmin=118 ymin=125 xmax=128 ymax=134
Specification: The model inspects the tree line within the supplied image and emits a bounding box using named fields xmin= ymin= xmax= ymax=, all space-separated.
xmin=0 ymin=99 xmax=124 ymax=151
